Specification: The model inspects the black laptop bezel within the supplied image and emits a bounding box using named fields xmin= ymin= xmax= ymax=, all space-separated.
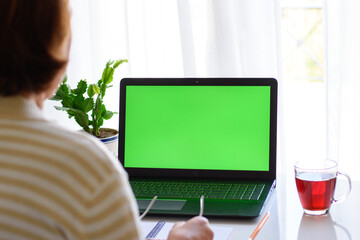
xmin=119 ymin=78 xmax=277 ymax=181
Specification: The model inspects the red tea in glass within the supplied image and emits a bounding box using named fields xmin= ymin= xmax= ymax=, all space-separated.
xmin=295 ymin=174 xmax=336 ymax=212
xmin=294 ymin=160 xmax=351 ymax=216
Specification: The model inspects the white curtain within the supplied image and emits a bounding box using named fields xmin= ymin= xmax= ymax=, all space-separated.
xmin=326 ymin=0 xmax=360 ymax=179
xmin=205 ymin=0 xmax=280 ymax=77
xmin=125 ymin=0 xmax=280 ymax=78
xmin=48 ymin=0 xmax=281 ymax=132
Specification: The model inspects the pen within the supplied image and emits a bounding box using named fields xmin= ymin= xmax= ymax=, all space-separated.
xmin=249 ymin=212 xmax=270 ymax=240
xmin=139 ymin=196 xmax=157 ymax=220
xmin=199 ymin=195 xmax=204 ymax=217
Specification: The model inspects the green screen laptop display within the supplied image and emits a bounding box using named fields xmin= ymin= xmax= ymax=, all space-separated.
xmin=124 ymin=85 xmax=270 ymax=171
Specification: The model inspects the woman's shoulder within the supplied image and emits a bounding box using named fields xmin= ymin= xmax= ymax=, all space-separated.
xmin=9 ymin=119 xmax=125 ymax=184
xmin=46 ymin=123 xmax=122 ymax=174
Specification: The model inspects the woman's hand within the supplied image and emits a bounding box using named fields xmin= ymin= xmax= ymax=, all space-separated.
xmin=167 ymin=216 xmax=214 ymax=240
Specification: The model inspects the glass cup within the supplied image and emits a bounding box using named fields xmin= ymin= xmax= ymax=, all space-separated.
xmin=294 ymin=159 xmax=351 ymax=216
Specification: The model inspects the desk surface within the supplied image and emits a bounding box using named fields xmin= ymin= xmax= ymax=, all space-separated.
xmin=142 ymin=178 xmax=359 ymax=240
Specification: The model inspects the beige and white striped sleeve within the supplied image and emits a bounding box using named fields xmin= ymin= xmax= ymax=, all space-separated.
xmin=84 ymin=170 xmax=143 ymax=240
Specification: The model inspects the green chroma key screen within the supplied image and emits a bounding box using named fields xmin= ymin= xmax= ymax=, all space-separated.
xmin=124 ymin=85 xmax=270 ymax=171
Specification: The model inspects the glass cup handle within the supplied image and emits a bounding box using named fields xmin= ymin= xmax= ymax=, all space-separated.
xmin=332 ymin=172 xmax=352 ymax=204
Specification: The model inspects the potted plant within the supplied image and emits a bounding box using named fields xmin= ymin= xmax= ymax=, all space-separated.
xmin=50 ymin=59 xmax=127 ymax=155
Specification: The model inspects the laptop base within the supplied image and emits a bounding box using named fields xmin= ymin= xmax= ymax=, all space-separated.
xmin=135 ymin=179 xmax=276 ymax=218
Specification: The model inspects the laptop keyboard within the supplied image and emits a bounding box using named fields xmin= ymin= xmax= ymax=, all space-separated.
xmin=130 ymin=180 xmax=265 ymax=200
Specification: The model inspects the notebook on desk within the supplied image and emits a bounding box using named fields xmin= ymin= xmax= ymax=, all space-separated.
xmin=118 ymin=78 xmax=277 ymax=218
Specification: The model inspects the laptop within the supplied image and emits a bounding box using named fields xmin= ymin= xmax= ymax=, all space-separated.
xmin=118 ymin=78 xmax=277 ymax=218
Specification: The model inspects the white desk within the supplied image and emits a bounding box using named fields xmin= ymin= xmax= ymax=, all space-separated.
xmin=142 ymin=178 xmax=359 ymax=239
xmin=278 ymin=177 xmax=358 ymax=240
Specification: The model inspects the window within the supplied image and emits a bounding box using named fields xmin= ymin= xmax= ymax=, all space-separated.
xmin=281 ymin=0 xmax=324 ymax=82
xmin=280 ymin=0 xmax=327 ymax=163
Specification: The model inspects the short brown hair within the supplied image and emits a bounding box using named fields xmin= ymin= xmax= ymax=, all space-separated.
xmin=0 ymin=0 xmax=70 ymax=96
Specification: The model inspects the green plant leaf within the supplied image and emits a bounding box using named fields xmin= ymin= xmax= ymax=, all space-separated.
xmin=87 ymin=84 xmax=100 ymax=98
xmin=102 ymin=60 xmax=117 ymax=85
xmin=81 ymin=98 xmax=94 ymax=113
xmin=94 ymin=97 xmax=102 ymax=120
xmin=107 ymin=60 xmax=115 ymax=67
xmin=50 ymin=59 xmax=127 ymax=137
xmin=101 ymin=61 xmax=112 ymax=84
xmin=54 ymin=106 xmax=71 ymax=111
xmin=54 ymin=106 xmax=85 ymax=119
xmin=61 ymin=95 xmax=74 ymax=108
xmin=50 ymin=94 xmax=62 ymax=101
xmin=73 ymin=80 xmax=87 ymax=95
xmin=101 ymin=104 xmax=107 ymax=112
xmin=98 ymin=118 xmax=104 ymax=128
xmin=99 ymin=105 xmax=114 ymax=120
xmin=101 ymin=59 xmax=127 ymax=86
xmin=51 ymin=82 xmax=70 ymax=101
xmin=112 ymin=59 xmax=128 ymax=69
xmin=97 ymin=79 xmax=102 ymax=88
xmin=74 ymin=112 xmax=90 ymax=130
xmin=103 ymin=68 xmax=115 ymax=85
xmin=87 ymin=87 xmax=94 ymax=98
xmin=102 ymin=111 xmax=114 ymax=120
xmin=73 ymin=94 xmax=85 ymax=107
xmin=101 ymin=68 xmax=110 ymax=84
xmin=101 ymin=85 xmax=107 ymax=98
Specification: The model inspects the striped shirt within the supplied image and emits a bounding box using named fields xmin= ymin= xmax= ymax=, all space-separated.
xmin=0 ymin=96 xmax=142 ymax=240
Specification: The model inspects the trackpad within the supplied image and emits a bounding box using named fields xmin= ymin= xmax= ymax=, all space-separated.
xmin=137 ymin=199 xmax=186 ymax=211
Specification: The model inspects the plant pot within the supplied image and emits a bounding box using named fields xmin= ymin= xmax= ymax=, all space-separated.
xmin=98 ymin=128 xmax=119 ymax=156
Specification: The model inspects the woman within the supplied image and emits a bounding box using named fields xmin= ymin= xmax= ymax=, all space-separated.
xmin=0 ymin=0 xmax=213 ymax=239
